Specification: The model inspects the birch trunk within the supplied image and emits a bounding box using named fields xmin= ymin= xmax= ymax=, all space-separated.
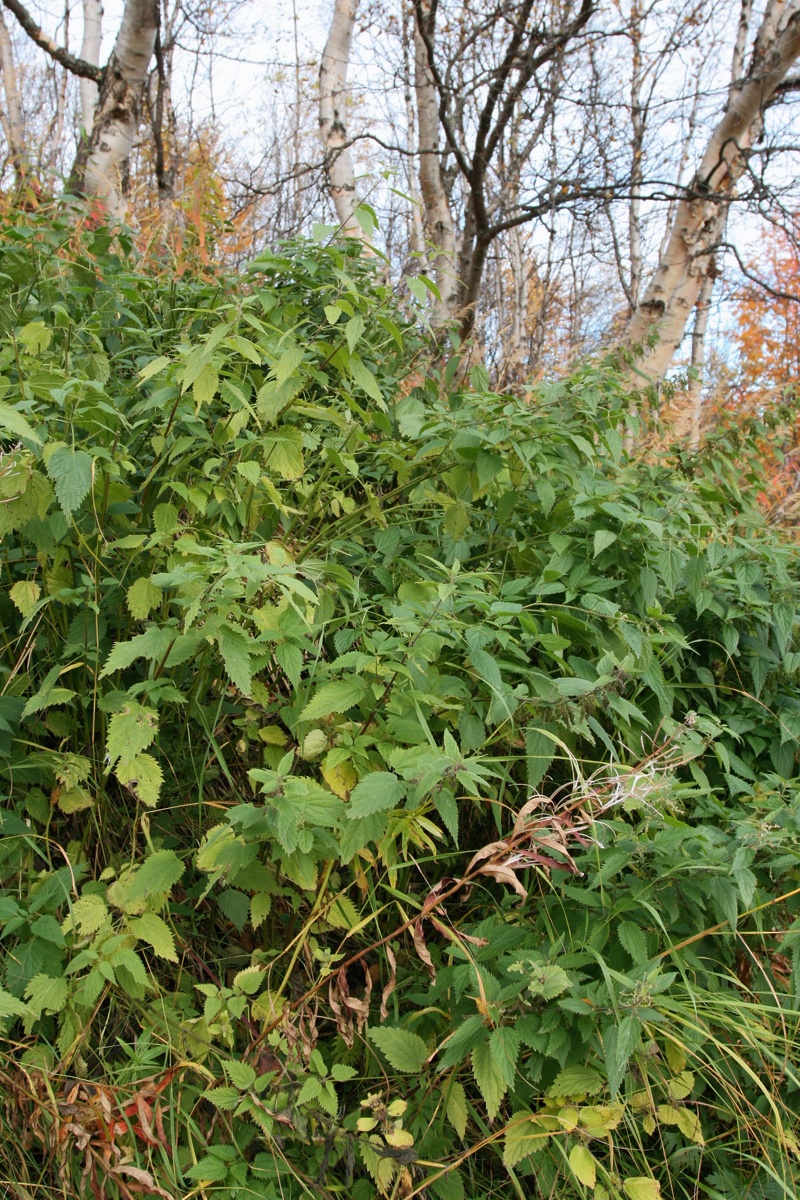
xmin=319 ymin=0 xmax=363 ymax=237
xmin=413 ymin=0 xmax=458 ymax=321
xmin=79 ymin=0 xmax=103 ymax=133
xmin=621 ymin=0 xmax=800 ymax=383
xmin=70 ymin=0 xmax=158 ymax=217
xmin=0 ymin=9 xmax=27 ymax=184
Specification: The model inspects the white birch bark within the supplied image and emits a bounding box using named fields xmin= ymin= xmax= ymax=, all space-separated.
xmin=622 ymin=0 xmax=800 ymax=383
xmin=71 ymin=0 xmax=159 ymax=216
xmin=0 ymin=9 xmax=27 ymax=183
xmin=413 ymin=0 xmax=458 ymax=321
xmin=319 ymin=0 xmax=363 ymax=237
xmin=79 ymin=0 xmax=103 ymax=133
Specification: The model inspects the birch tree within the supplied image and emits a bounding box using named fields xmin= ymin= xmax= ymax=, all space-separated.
xmin=2 ymin=0 xmax=159 ymax=216
xmin=621 ymin=0 xmax=800 ymax=385
xmin=319 ymin=0 xmax=364 ymax=236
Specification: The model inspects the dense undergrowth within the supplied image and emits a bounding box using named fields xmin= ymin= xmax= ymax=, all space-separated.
xmin=0 ymin=209 xmax=799 ymax=1200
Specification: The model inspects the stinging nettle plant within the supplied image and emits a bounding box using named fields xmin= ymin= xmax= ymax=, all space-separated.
xmin=0 ymin=208 xmax=798 ymax=1199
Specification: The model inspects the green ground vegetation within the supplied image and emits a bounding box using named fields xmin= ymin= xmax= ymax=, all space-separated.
xmin=0 ymin=211 xmax=799 ymax=1200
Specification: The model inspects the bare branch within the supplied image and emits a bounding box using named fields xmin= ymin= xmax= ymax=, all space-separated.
xmin=0 ymin=0 xmax=103 ymax=80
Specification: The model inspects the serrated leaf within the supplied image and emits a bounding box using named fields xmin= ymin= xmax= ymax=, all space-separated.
xmin=138 ymin=356 xmax=170 ymax=383
xmin=321 ymin=758 xmax=357 ymax=798
xmin=127 ymin=850 xmax=184 ymax=904
xmin=346 ymin=771 xmax=406 ymax=819
xmin=338 ymin=808 xmax=388 ymax=862
xmin=570 ymin=1143 xmax=597 ymax=1188
xmin=18 ymin=320 xmax=51 ymax=354
xmin=233 ymin=967 xmax=266 ymax=994
xmin=192 ymin=362 xmax=219 ymax=406
xmin=594 ymin=529 xmax=617 ymax=557
xmin=503 ymin=1111 xmax=543 ymax=1167
xmin=472 ymin=1039 xmax=506 ymax=1119
xmin=64 ymin=894 xmax=108 ymax=936
xmin=0 ymin=400 xmax=42 ymax=444
xmin=489 ymin=1026 xmax=520 ymax=1087
xmin=348 ymin=353 xmax=384 ymax=406
xmin=666 ymin=1070 xmax=694 ymax=1101
xmin=204 ymin=1086 xmax=242 ymax=1110
xmin=45 ymin=446 xmax=92 ymax=521
xmin=217 ymin=624 xmax=252 ymax=695
xmin=100 ymin=626 xmax=176 ymax=677
xmin=22 ymin=685 xmax=76 ymax=719
xmin=618 ymin=920 xmax=649 ymax=964
xmin=116 ymin=753 xmax=163 ymax=808
xmin=300 ymin=676 xmax=368 ymax=722
xmin=623 ymin=1178 xmax=661 ymax=1200
xmin=433 ymin=786 xmax=459 ymax=843
xmin=368 ymin=1026 xmax=429 ymax=1073
xmin=331 ymin=1063 xmax=357 ymax=1081
xmin=130 ymin=911 xmax=177 ymax=961
xmin=10 ymin=579 xmax=41 ymax=619
xmin=25 ymin=973 xmax=68 ymax=1015
xmin=446 ymin=1079 xmax=468 ymax=1139
xmin=225 ymin=1060 xmax=256 ymax=1090
xmin=126 ymin=577 xmax=163 ymax=621
xmin=548 ymin=1065 xmax=604 ymax=1097
xmin=106 ymin=702 xmax=158 ymax=768
xmin=0 ymin=987 xmax=30 ymax=1027
xmin=262 ymin=427 xmax=304 ymax=479
xmin=345 ymin=315 xmax=364 ymax=352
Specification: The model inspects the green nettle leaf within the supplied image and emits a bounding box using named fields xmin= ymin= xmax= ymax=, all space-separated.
xmin=472 ymin=1040 xmax=506 ymax=1120
xmin=9 ymin=579 xmax=41 ymax=619
xmin=217 ymin=624 xmax=253 ymax=695
xmin=433 ymin=787 xmax=459 ymax=843
xmin=126 ymin=577 xmax=164 ymax=621
xmin=137 ymin=355 xmax=170 ymax=383
xmin=594 ymin=529 xmax=618 ymax=557
xmin=106 ymin=702 xmax=158 ymax=768
xmin=548 ymin=1065 xmax=605 ymax=1097
xmin=45 ymin=446 xmax=93 ymax=520
xmin=605 ymin=1015 xmax=639 ymax=1097
xmin=446 ymin=1079 xmax=468 ymax=1140
xmin=345 ymin=315 xmax=365 ymax=352
xmin=193 ymin=363 xmax=219 ymax=406
xmin=338 ymin=809 xmax=388 ymax=862
xmin=127 ymin=850 xmax=184 ymax=904
xmin=623 ymin=1178 xmax=661 ymax=1200
xmin=233 ymin=967 xmax=266 ymax=995
xmin=226 ymin=1060 xmax=257 ymax=1090
xmin=0 ymin=988 xmax=30 ymax=1028
xmin=18 ymin=320 xmax=51 ymax=354
xmin=346 ymin=771 xmax=406 ymax=819
xmin=115 ymin=753 xmax=163 ymax=808
xmin=262 ymin=427 xmax=304 ymax=479
xmin=348 ymin=353 xmax=385 ymax=406
xmin=570 ymin=1144 xmax=598 ymax=1188
xmin=25 ymin=973 xmax=68 ymax=1015
xmin=300 ymin=676 xmax=369 ymax=722
xmin=130 ymin=911 xmax=178 ymax=961
xmin=368 ymin=1027 xmax=429 ymax=1073
xmin=503 ymin=1112 xmax=544 ymax=1168
xmin=100 ymin=626 xmax=176 ymax=677
xmin=618 ymin=921 xmax=649 ymax=964
xmin=22 ymin=685 xmax=76 ymax=719
xmin=0 ymin=400 xmax=42 ymax=444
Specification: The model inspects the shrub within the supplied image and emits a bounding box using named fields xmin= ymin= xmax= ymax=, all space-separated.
xmin=0 ymin=209 xmax=798 ymax=1199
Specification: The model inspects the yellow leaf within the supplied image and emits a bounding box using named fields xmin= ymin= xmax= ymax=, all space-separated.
xmin=322 ymin=758 xmax=357 ymax=798
xmin=384 ymin=1127 xmax=414 ymax=1149
xmin=666 ymin=1070 xmax=695 ymax=1100
xmin=10 ymin=579 xmax=41 ymax=619
xmin=569 ymin=1143 xmax=597 ymax=1188
xmin=623 ymin=1177 xmax=661 ymax=1200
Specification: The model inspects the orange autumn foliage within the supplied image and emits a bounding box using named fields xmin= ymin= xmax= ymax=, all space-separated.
xmin=711 ymin=222 xmax=800 ymax=522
